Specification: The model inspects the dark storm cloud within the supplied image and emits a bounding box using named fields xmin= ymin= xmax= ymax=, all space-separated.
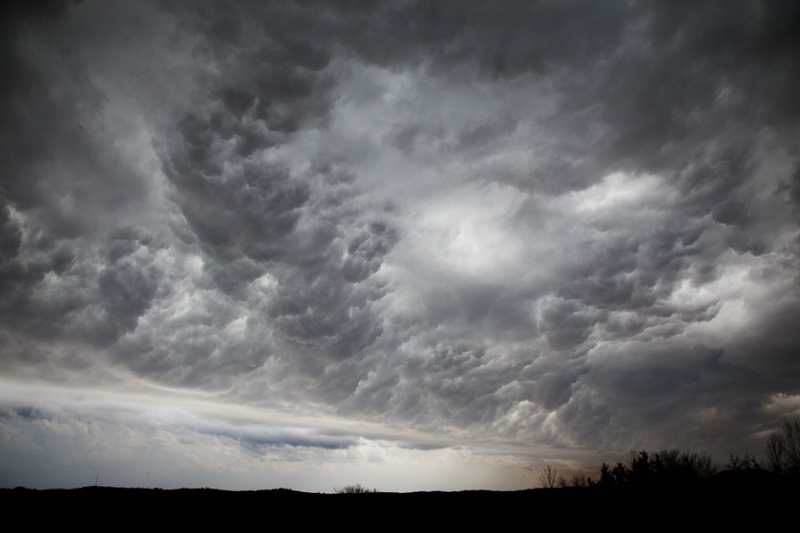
xmin=325 ymin=0 xmax=799 ymax=454
xmin=557 ymin=344 xmax=784 ymax=454
xmin=334 ymin=0 xmax=631 ymax=76
xmin=0 ymin=217 xmax=162 ymax=352
xmin=450 ymin=0 xmax=800 ymax=200
xmin=110 ymin=1 xmax=401 ymax=384
xmin=2 ymin=0 xmax=800 ymax=482
xmin=0 ymin=0 xmax=400 ymax=388
xmin=157 ymin=116 xmax=396 ymax=377
xmin=0 ymin=1 xmax=167 ymax=369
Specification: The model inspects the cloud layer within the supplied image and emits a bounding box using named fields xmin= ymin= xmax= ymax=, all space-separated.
xmin=1 ymin=0 xmax=799 ymax=490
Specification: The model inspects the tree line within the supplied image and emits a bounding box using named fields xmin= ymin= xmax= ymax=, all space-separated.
xmin=540 ymin=420 xmax=800 ymax=489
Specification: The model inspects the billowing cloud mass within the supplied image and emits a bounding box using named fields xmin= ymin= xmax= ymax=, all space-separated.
xmin=1 ymin=0 xmax=799 ymax=491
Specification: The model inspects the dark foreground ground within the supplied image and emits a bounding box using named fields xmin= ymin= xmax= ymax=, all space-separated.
xmin=3 ymin=471 xmax=797 ymax=527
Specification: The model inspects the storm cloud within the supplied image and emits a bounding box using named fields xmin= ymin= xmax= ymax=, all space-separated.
xmin=1 ymin=0 xmax=799 ymax=491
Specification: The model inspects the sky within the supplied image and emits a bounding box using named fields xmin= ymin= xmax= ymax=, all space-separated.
xmin=1 ymin=0 xmax=799 ymax=493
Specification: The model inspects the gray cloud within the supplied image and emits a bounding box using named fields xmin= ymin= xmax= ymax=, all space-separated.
xmin=200 ymin=424 xmax=358 ymax=452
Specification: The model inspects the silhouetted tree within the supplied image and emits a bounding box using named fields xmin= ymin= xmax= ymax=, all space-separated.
xmin=727 ymin=452 xmax=761 ymax=471
xmin=569 ymin=474 xmax=589 ymax=488
xmin=612 ymin=461 xmax=627 ymax=485
xmin=333 ymin=483 xmax=378 ymax=494
xmin=651 ymin=449 xmax=716 ymax=480
xmin=598 ymin=462 xmax=615 ymax=487
xmin=596 ymin=449 xmax=716 ymax=489
xmin=765 ymin=420 xmax=800 ymax=474
xmin=538 ymin=464 xmax=558 ymax=489
xmin=628 ymin=450 xmax=653 ymax=485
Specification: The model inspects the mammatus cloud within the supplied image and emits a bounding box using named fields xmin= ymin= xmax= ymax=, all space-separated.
xmin=1 ymin=0 xmax=799 ymax=491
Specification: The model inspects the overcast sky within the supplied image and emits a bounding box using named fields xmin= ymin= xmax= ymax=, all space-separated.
xmin=1 ymin=0 xmax=799 ymax=492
